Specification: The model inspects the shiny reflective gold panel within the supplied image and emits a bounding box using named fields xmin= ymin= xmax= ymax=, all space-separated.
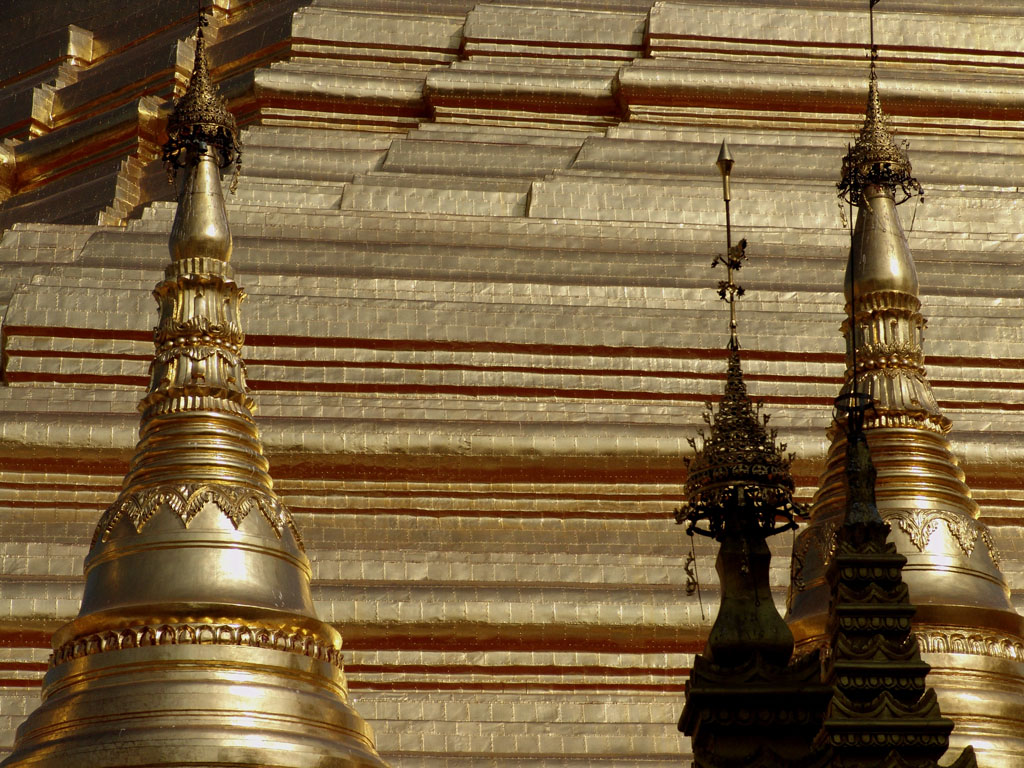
xmin=3 ymin=2 xmax=1024 ymax=767
xmin=1 ymin=24 xmax=388 ymax=768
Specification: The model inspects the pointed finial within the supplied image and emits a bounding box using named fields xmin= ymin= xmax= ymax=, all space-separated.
xmin=869 ymin=0 xmax=880 ymax=70
xmin=838 ymin=0 xmax=921 ymax=206
xmin=711 ymin=141 xmax=743 ymax=349
xmin=163 ymin=6 xmax=240 ymax=261
xmin=833 ymin=391 xmax=884 ymax=528
xmin=716 ymin=140 xmax=733 ymax=202
xmin=162 ymin=7 xmax=241 ymax=178
xmin=673 ymin=144 xmax=803 ymax=541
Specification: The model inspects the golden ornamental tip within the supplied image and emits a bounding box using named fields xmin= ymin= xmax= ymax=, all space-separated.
xmin=715 ymin=140 xmax=733 ymax=178
xmin=838 ymin=65 xmax=921 ymax=206
xmin=163 ymin=12 xmax=241 ymax=177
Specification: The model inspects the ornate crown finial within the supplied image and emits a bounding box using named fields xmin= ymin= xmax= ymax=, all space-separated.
xmin=162 ymin=9 xmax=241 ymax=176
xmin=675 ymin=348 xmax=803 ymax=539
xmin=674 ymin=144 xmax=803 ymax=540
xmin=838 ymin=1 xmax=921 ymax=206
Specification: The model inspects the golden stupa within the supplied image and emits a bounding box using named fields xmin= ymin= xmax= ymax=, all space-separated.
xmin=0 ymin=19 xmax=389 ymax=768
xmin=786 ymin=65 xmax=1024 ymax=767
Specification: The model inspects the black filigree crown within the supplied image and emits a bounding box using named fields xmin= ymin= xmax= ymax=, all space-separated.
xmin=162 ymin=15 xmax=240 ymax=174
xmin=838 ymin=70 xmax=921 ymax=206
xmin=676 ymin=347 xmax=802 ymax=540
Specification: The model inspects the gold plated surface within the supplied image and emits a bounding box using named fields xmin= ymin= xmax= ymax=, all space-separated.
xmin=822 ymin=412 xmax=975 ymax=768
xmin=3 ymin=2 xmax=1024 ymax=766
xmin=787 ymin=71 xmax=1024 ymax=767
xmin=0 ymin=23 xmax=388 ymax=768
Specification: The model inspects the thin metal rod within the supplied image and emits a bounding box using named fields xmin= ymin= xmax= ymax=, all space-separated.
xmin=725 ymin=198 xmax=736 ymax=344
xmin=725 ymin=198 xmax=732 ymax=253
xmin=847 ymin=249 xmax=856 ymax=427
xmin=851 ymin=0 xmax=881 ymax=433
xmin=716 ymin=140 xmax=738 ymax=350
xmin=870 ymin=0 xmax=879 ymax=67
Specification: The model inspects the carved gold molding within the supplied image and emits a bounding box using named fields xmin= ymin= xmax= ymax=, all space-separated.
xmin=52 ymin=621 xmax=342 ymax=670
xmin=94 ymin=482 xmax=303 ymax=548
xmin=155 ymin=315 xmax=244 ymax=349
xmin=856 ymin=340 xmax=924 ymax=373
xmin=791 ymin=509 xmax=1000 ymax=597
xmin=890 ymin=508 xmax=1001 ymax=568
xmin=915 ymin=628 xmax=1024 ymax=662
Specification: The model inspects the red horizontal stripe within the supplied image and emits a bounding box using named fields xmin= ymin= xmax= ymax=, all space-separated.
xmin=293 ymin=36 xmax=455 ymax=56
xmin=291 ymin=505 xmax=680 ymax=520
xmin=4 ymin=326 xmax=150 ymax=342
xmin=0 ymin=679 xmax=42 ymax=688
xmin=466 ymin=36 xmax=639 ymax=53
xmin=0 ymin=481 xmax=120 ymax=492
xmin=0 ymin=499 xmax=105 ymax=510
xmin=11 ymin=350 xmax=150 ymax=361
xmin=5 ymin=372 xmax=147 ymax=386
xmin=3 ymin=328 xmax=839 ymax=362
xmin=0 ymin=631 xmax=52 ymax=649
xmin=348 ymin=680 xmax=686 ymax=692
xmin=342 ymin=633 xmax=703 ymax=654
xmin=10 ymin=327 xmax=1024 ymax=376
xmin=347 ymin=663 xmax=691 ymax=677
xmin=0 ymin=370 xmax=832 ymax=405
xmin=14 ymin=348 xmax=1024 ymax=395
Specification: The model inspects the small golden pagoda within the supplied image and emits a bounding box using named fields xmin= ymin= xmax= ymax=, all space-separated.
xmin=676 ymin=145 xmax=831 ymax=768
xmin=0 ymin=17 xmax=389 ymax=768
xmin=786 ymin=33 xmax=1024 ymax=768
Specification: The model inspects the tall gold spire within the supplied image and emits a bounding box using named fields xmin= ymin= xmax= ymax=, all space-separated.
xmin=1 ymin=13 xmax=388 ymax=768
xmin=676 ymin=144 xmax=830 ymax=767
xmin=788 ymin=9 xmax=1024 ymax=765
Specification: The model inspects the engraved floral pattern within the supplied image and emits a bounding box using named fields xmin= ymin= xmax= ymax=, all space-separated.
xmin=891 ymin=509 xmax=991 ymax=562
